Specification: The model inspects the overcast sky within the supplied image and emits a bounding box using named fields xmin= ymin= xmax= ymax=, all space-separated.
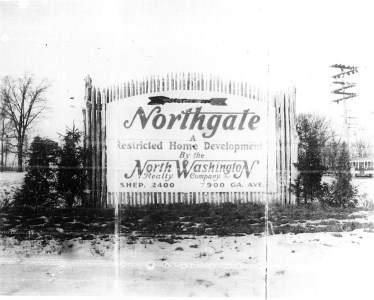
xmin=1 ymin=0 xmax=373 ymax=141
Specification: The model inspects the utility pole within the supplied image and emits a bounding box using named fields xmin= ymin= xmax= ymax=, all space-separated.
xmin=330 ymin=64 xmax=358 ymax=150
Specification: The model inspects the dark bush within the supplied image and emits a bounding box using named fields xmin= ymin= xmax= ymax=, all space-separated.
xmin=14 ymin=136 xmax=60 ymax=211
xmin=57 ymin=126 xmax=85 ymax=207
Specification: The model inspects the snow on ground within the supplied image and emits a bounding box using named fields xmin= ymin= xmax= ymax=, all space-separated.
xmin=268 ymin=229 xmax=374 ymax=299
xmin=323 ymin=176 xmax=374 ymax=207
xmin=119 ymin=235 xmax=266 ymax=297
xmin=0 ymin=234 xmax=265 ymax=297
xmin=0 ymin=172 xmax=25 ymax=207
xmin=323 ymin=176 xmax=374 ymax=198
xmin=1 ymin=228 xmax=374 ymax=298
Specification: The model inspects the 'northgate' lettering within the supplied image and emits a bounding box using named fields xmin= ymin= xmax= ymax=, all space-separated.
xmin=123 ymin=106 xmax=261 ymax=138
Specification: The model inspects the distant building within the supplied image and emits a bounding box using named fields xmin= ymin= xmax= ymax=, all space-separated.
xmin=350 ymin=157 xmax=374 ymax=177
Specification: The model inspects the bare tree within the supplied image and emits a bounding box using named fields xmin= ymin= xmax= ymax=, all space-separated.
xmin=351 ymin=138 xmax=373 ymax=158
xmin=1 ymin=73 xmax=50 ymax=172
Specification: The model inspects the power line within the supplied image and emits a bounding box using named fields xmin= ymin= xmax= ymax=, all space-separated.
xmin=330 ymin=64 xmax=358 ymax=150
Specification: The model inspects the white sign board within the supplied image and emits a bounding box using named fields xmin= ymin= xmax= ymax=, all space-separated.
xmin=106 ymin=91 xmax=276 ymax=193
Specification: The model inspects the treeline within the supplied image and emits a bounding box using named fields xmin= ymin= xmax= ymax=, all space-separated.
xmin=323 ymin=138 xmax=373 ymax=172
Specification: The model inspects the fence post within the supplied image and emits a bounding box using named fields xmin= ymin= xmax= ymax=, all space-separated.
xmin=97 ymin=89 xmax=102 ymax=207
xmin=101 ymin=89 xmax=107 ymax=207
xmin=83 ymin=75 xmax=92 ymax=206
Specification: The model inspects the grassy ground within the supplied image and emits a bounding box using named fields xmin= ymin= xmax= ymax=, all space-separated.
xmin=269 ymin=203 xmax=373 ymax=234
xmin=1 ymin=172 xmax=373 ymax=240
xmin=1 ymin=202 xmax=373 ymax=241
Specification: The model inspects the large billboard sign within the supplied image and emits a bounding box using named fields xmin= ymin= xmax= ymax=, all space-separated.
xmin=106 ymin=90 xmax=276 ymax=193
